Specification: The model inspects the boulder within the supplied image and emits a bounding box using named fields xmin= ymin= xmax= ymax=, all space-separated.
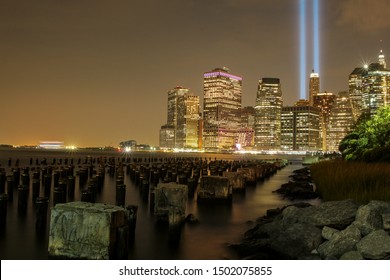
xmin=322 ymin=226 xmax=339 ymax=240
xmin=274 ymin=181 xmax=320 ymax=200
xmin=317 ymin=224 xmax=361 ymax=259
xmin=339 ymin=251 xmax=364 ymax=260
xmin=267 ymin=221 xmax=323 ymax=259
xmin=48 ymin=202 xmax=129 ymax=259
xmin=356 ymin=230 xmax=390 ymax=259
xmin=282 ymin=199 xmax=359 ymax=229
xmin=353 ymin=200 xmax=390 ymax=236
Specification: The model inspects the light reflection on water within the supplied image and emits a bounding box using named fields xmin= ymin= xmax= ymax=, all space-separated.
xmin=0 ymin=149 xmax=320 ymax=259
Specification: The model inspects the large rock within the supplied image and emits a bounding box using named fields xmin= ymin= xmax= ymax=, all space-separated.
xmin=154 ymin=183 xmax=188 ymax=225
xmin=48 ymin=202 xmax=129 ymax=259
xmin=197 ymin=176 xmax=232 ymax=203
xmin=274 ymin=181 xmax=319 ymax=200
xmin=356 ymin=230 xmax=390 ymax=259
xmin=267 ymin=221 xmax=323 ymax=259
xmin=282 ymin=199 xmax=359 ymax=229
xmin=339 ymin=251 xmax=364 ymax=260
xmin=317 ymin=224 xmax=361 ymax=259
xmin=353 ymin=200 xmax=390 ymax=236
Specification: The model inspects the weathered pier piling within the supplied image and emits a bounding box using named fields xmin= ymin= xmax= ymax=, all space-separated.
xmin=154 ymin=183 xmax=188 ymax=226
xmin=35 ymin=197 xmax=49 ymax=230
xmin=48 ymin=202 xmax=130 ymax=259
xmin=197 ymin=176 xmax=232 ymax=203
xmin=0 ymin=194 xmax=8 ymax=227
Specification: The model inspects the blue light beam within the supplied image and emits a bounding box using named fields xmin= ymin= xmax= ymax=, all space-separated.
xmin=299 ymin=0 xmax=306 ymax=100
xmin=313 ymin=0 xmax=319 ymax=74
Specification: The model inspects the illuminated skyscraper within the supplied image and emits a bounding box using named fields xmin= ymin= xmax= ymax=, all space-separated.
xmin=349 ymin=49 xmax=390 ymax=119
xmin=254 ymin=78 xmax=282 ymax=150
xmin=349 ymin=66 xmax=368 ymax=121
xmin=309 ymin=70 xmax=320 ymax=106
xmin=312 ymin=92 xmax=336 ymax=150
xmin=326 ymin=91 xmax=354 ymax=151
xmin=203 ymin=67 xmax=242 ymax=150
xmin=176 ymin=94 xmax=200 ymax=149
xmin=281 ymin=103 xmax=321 ymax=151
xmin=379 ymin=49 xmax=387 ymax=69
xmin=159 ymin=86 xmax=200 ymax=149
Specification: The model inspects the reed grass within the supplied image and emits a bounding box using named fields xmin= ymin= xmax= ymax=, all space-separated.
xmin=310 ymin=160 xmax=390 ymax=204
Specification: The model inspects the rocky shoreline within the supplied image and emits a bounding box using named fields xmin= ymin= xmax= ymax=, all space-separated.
xmin=230 ymin=167 xmax=390 ymax=260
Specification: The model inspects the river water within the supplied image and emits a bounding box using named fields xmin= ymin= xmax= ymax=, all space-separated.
xmin=0 ymin=148 xmax=319 ymax=260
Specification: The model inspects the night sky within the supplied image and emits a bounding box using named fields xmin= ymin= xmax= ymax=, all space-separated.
xmin=1 ymin=0 xmax=389 ymax=147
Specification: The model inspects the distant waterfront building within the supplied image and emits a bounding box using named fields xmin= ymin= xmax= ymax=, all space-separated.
xmin=326 ymin=91 xmax=354 ymax=151
xmin=312 ymin=92 xmax=336 ymax=150
xmin=203 ymin=67 xmax=242 ymax=150
xmin=254 ymin=78 xmax=283 ymax=150
xmin=159 ymin=86 xmax=200 ymax=149
xmin=349 ymin=49 xmax=390 ymax=119
xmin=281 ymin=104 xmax=321 ymax=151
xmin=309 ymin=70 xmax=320 ymax=106
xmin=159 ymin=125 xmax=175 ymax=149
xmin=39 ymin=141 xmax=64 ymax=149
xmin=119 ymin=140 xmax=137 ymax=151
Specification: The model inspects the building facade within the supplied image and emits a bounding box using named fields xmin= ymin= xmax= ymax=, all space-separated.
xmin=254 ymin=78 xmax=283 ymax=150
xmin=326 ymin=91 xmax=354 ymax=151
xmin=281 ymin=104 xmax=321 ymax=151
xmin=203 ymin=67 xmax=242 ymax=150
xmin=159 ymin=86 xmax=200 ymax=149
xmin=349 ymin=50 xmax=390 ymax=119
xmin=312 ymin=92 xmax=336 ymax=150
xmin=309 ymin=70 xmax=320 ymax=106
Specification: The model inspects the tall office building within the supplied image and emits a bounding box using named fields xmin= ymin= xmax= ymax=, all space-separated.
xmin=349 ymin=66 xmax=368 ymax=121
xmin=349 ymin=49 xmax=390 ymax=119
xmin=203 ymin=67 xmax=242 ymax=150
xmin=281 ymin=103 xmax=321 ymax=151
xmin=312 ymin=92 xmax=336 ymax=150
xmin=176 ymin=94 xmax=200 ymax=149
xmin=309 ymin=70 xmax=320 ymax=106
xmin=254 ymin=78 xmax=283 ymax=150
xmin=159 ymin=86 xmax=200 ymax=149
xmin=326 ymin=91 xmax=354 ymax=151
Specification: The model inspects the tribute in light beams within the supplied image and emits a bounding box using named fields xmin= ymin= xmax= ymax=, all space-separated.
xmin=313 ymin=0 xmax=319 ymax=75
xmin=299 ymin=0 xmax=306 ymax=100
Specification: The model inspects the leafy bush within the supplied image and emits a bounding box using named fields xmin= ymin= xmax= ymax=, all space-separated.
xmin=339 ymin=106 xmax=390 ymax=162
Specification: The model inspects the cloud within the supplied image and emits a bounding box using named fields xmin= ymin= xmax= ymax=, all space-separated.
xmin=338 ymin=0 xmax=390 ymax=33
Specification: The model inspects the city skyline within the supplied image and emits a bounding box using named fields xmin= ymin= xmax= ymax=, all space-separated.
xmin=1 ymin=0 xmax=389 ymax=147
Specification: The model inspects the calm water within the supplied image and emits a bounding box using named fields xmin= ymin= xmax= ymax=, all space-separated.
xmin=0 ymin=148 xmax=319 ymax=260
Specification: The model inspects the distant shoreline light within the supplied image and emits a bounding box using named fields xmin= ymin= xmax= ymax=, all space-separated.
xmin=39 ymin=141 xmax=64 ymax=149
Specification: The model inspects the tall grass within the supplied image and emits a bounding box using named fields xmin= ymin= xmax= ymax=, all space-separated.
xmin=310 ymin=160 xmax=390 ymax=204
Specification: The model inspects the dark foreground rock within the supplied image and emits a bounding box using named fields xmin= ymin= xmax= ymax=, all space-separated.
xmin=230 ymin=200 xmax=390 ymax=260
xmin=273 ymin=167 xmax=320 ymax=200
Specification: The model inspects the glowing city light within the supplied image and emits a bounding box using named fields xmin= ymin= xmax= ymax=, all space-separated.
xmin=299 ymin=0 xmax=306 ymax=100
